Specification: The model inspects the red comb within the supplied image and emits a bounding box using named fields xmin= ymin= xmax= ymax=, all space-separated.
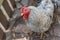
xmin=20 ymin=5 xmax=27 ymax=13
xmin=20 ymin=5 xmax=30 ymax=14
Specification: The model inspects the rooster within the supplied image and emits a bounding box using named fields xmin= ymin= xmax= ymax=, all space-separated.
xmin=20 ymin=0 xmax=54 ymax=38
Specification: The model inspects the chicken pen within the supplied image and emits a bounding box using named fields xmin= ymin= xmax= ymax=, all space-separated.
xmin=0 ymin=0 xmax=60 ymax=40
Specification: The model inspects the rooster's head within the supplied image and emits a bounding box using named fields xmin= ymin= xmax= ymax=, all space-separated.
xmin=20 ymin=5 xmax=30 ymax=20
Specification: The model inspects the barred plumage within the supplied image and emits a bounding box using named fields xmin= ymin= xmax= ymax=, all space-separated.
xmin=25 ymin=0 xmax=54 ymax=33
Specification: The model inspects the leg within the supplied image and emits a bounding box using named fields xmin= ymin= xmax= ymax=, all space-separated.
xmin=40 ymin=32 xmax=44 ymax=39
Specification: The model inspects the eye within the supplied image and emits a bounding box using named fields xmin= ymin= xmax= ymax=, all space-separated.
xmin=23 ymin=8 xmax=27 ymax=12
xmin=25 ymin=9 xmax=27 ymax=11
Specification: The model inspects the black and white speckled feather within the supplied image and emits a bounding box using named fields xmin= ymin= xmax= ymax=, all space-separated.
xmin=25 ymin=0 xmax=54 ymax=33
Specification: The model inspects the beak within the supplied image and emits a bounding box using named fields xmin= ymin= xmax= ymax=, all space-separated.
xmin=21 ymin=13 xmax=24 ymax=16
